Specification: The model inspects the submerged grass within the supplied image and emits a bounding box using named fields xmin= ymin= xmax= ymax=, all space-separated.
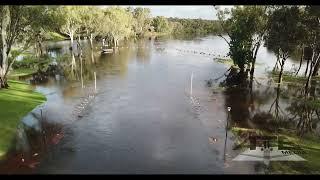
xmin=214 ymin=58 xmax=264 ymax=68
xmin=214 ymin=58 xmax=234 ymax=66
xmin=0 ymin=80 xmax=46 ymax=159
xmin=270 ymin=71 xmax=320 ymax=85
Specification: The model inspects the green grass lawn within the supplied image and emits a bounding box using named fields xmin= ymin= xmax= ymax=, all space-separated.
xmin=0 ymin=80 xmax=46 ymax=159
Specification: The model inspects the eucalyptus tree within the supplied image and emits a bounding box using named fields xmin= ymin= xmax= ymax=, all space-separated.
xmin=52 ymin=6 xmax=84 ymax=49
xmin=81 ymin=6 xmax=105 ymax=49
xmin=0 ymin=6 xmax=52 ymax=88
xmin=132 ymin=7 xmax=151 ymax=37
xmin=0 ymin=6 xmax=11 ymax=88
xmin=302 ymin=6 xmax=320 ymax=95
xmin=216 ymin=6 xmax=268 ymax=77
xmin=264 ymin=6 xmax=302 ymax=84
xmin=103 ymin=7 xmax=134 ymax=48
xmin=27 ymin=6 xmax=57 ymax=58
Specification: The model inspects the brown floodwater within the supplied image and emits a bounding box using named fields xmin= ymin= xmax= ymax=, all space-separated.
xmin=0 ymin=35 xmax=310 ymax=174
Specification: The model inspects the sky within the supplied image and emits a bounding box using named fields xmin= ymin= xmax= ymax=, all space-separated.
xmin=100 ymin=6 xmax=233 ymax=20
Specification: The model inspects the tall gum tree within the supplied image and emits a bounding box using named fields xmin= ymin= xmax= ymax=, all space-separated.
xmin=132 ymin=7 xmax=151 ymax=37
xmin=0 ymin=6 xmax=49 ymax=88
xmin=216 ymin=6 xmax=268 ymax=78
xmin=264 ymin=6 xmax=301 ymax=84
xmin=53 ymin=6 xmax=83 ymax=49
xmin=104 ymin=7 xmax=134 ymax=48
xmin=81 ymin=6 xmax=104 ymax=49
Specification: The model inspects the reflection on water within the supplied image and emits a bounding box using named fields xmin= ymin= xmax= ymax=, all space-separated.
xmin=0 ymin=35 xmax=317 ymax=174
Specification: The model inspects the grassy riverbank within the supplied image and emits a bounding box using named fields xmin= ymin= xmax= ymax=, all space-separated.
xmin=0 ymin=80 xmax=46 ymax=159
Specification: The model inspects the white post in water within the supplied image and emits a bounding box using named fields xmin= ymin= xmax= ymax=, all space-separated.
xmin=94 ymin=71 xmax=97 ymax=92
xmin=190 ymin=71 xmax=193 ymax=97
xmin=80 ymin=56 xmax=84 ymax=89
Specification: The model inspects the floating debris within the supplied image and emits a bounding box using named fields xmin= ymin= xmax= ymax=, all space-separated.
xmin=209 ymin=137 xmax=218 ymax=144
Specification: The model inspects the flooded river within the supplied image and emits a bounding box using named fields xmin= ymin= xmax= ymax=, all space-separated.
xmin=0 ymin=35 xmax=309 ymax=174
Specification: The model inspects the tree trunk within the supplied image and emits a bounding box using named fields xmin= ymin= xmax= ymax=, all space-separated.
xmin=250 ymin=43 xmax=260 ymax=80
xmin=89 ymin=33 xmax=93 ymax=49
xmin=36 ymin=33 xmax=43 ymax=58
xmin=310 ymin=79 xmax=317 ymax=97
xmin=312 ymin=53 xmax=320 ymax=76
xmin=76 ymin=35 xmax=81 ymax=55
xmin=102 ymin=38 xmax=105 ymax=47
xmin=0 ymin=6 xmax=10 ymax=88
xmin=39 ymin=41 xmax=43 ymax=57
xmin=71 ymin=52 xmax=76 ymax=69
xmin=70 ymin=31 xmax=74 ymax=50
xmin=305 ymin=59 xmax=310 ymax=77
xmin=273 ymin=50 xmax=281 ymax=72
xmin=91 ymin=49 xmax=95 ymax=64
xmin=113 ymin=37 xmax=117 ymax=48
xmin=305 ymin=49 xmax=316 ymax=96
xmin=275 ymin=83 xmax=281 ymax=119
xmin=306 ymin=52 xmax=320 ymax=96
xmin=278 ymin=57 xmax=285 ymax=84
xmin=295 ymin=46 xmax=304 ymax=76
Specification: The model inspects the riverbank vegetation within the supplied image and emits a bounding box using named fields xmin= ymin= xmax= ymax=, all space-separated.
xmin=216 ymin=5 xmax=320 ymax=136
xmin=215 ymin=5 xmax=320 ymax=173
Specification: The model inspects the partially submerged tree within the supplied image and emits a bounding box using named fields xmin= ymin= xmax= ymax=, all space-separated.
xmin=104 ymin=7 xmax=134 ymax=48
xmin=216 ymin=6 xmax=268 ymax=78
xmin=132 ymin=7 xmax=151 ymax=37
xmin=81 ymin=6 xmax=105 ymax=49
xmin=264 ymin=6 xmax=301 ymax=84
xmin=27 ymin=6 xmax=57 ymax=58
xmin=302 ymin=6 xmax=320 ymax=96
xmin=52 ymin=6 xmax=84 ymax=49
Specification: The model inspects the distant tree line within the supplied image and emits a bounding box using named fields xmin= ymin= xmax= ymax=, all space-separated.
xmin=167 ymin=17 xmax=223 ymax=35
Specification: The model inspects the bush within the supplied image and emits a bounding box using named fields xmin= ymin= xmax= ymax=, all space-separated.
xmin=12 ymin=55 xmax=39 ymax=69
xmin=12 ymin=55 xmax=52 ymax=71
